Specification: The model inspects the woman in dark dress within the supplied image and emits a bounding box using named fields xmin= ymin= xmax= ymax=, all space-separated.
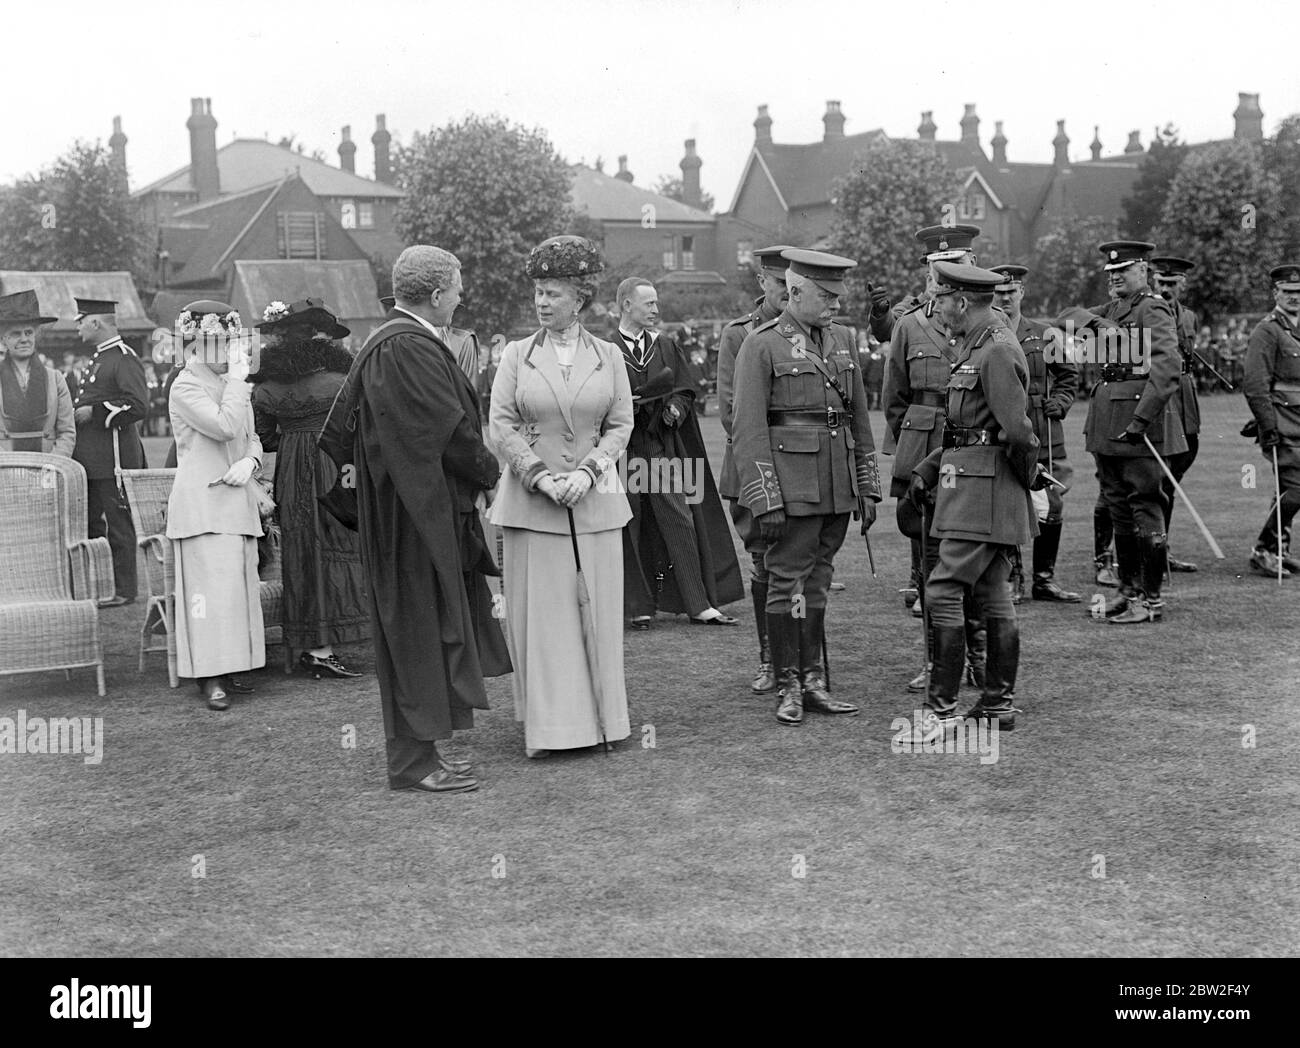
xmin=251 ymin=298 xmax=367 ymax=677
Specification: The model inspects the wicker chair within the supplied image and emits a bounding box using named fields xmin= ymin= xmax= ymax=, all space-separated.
xmin=119 ymin=468 xmax=289 ymax=687
xmin=0 ymin=452 xmax=113 ymax=696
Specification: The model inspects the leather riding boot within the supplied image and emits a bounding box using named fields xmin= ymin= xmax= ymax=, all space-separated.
xmin=1093 ymin=503 xmax=1113 ymax=561
xmin=1098 ymin=533 xmax=1140 ymax=616
xmin=768 ymin=611 xmax=803 ymax=725
xmin=1111 ymin=536 xmax=1166 ymax=624
xmin=963 ymin=602 xmax=986 ymax=689
xmin=750 ymin=580 xmax=775 ymax=693
xmin=924 ymin=625 xmax=967 ymax=721
xmin=1032 ymin=521 xmax=1081 ymax=602
xmin=964 ymin=617 xmax=1021 ymax=729
xmin=800 ymin=607 xmax=857 ymax=715
xmin=1008 ymin=547 xmax=1025 ymax=605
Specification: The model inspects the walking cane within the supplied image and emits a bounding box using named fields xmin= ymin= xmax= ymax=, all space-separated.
xmin=919 ymin=497 xmax=933 ymax=667
xmin=1141 ymin=436 xmax=1224 ymax=559
xmin=567 ymin=508 xmax=609 ymax=754
xmin=1273 ymin=446 xmax=1285 ymax=587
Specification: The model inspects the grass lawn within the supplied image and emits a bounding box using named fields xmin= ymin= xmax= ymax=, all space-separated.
xmin=1 ymin=396 xmax=1297 ymax=957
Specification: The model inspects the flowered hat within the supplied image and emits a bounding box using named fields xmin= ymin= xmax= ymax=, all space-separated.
xmin=256 ymin=297 xmax=350 ymax=338
xmin=177 ymin=300 xmax=244 ymax=340
xmin=525 ymin=235 xmax=604 ymax=280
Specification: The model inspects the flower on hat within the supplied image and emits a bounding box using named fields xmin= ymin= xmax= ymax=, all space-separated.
xmin=525 ymin=235 xmax=605 ymax=280
xmin=262 ymin=301 xmax=290 ymax=324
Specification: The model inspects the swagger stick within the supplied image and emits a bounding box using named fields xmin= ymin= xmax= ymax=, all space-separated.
xmin=1274 ymin=447 xmax=1285 ymax=587
xmin=1141 ymin=435 xmax=1224 ymax=559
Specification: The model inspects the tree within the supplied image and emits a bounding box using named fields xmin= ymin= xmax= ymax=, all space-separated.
xmin=1263 ymin=114 xmax=1300 ymax=258
xmin=652 ymin=175 xmax=715 ymax=213
xmin=1152 ymin=139 xmax=1285 ymax=319
xmin=1023 ymin=214 xmax=1118 ymax=316
xmin=827 ymin=138 xmax=961 ymax=321
xmin=1119 ymin=124 xmax=1187 ymax=240
xmin=394 ymin=115 xmax=574 ymax=337
xmin=0 ymin=140 xmax=147 ymax=280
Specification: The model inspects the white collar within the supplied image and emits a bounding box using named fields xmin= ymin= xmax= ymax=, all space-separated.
xmin=394 ymin=306 xmax=444 ymax=341
xmin=546 ymin=321 xmax=582 ymax=345
xmin=94 ymin=336 xmax=122 ymax=355
xmin=619 ymin=326 xmax=655 ymax=345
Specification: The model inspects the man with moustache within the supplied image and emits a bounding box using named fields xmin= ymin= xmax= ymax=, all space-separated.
xmin=990 ymin=265 xmax=1080 ymax=603
xmin=1243 ymin=263 xmax=1300 ymax=577
xmin=731 ymin=249 xmax=881 ymax=726
xmin=717 ymin=245 xmax=794 ymax=692
xmin=0 ymin=290 xmax=75 ymax=456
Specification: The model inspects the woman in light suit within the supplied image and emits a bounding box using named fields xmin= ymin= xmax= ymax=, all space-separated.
xmin=489 ymin=236 xmax=634 ymax=757
xmin=166 ymin=301 xmax=265 ymax=711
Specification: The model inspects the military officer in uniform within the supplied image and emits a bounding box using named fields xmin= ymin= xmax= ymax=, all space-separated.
xmin=1243 ymin=263 xmax=1300 ymax=577
xmin=1150 ymin=255 xmax=1201 ymax=573
xmin=991 ymin=265 xmax=1080 ymax=602
xmin=1074 ymin=241 xmax=1184 ymax=624
xmin=883 ymin=224 xmax=988 ymax=688
xmin=72 ymin=297 xmax=149 ymax=606
xmin=717 ymin=245 xmax=793 ymax=693
xmin=732 ymin=249 xmax=881 ymax=725
xmin=900 ymin=262 xmax=1041 ymax=743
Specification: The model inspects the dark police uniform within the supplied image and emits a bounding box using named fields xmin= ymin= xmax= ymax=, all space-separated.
xmin=1082 ymin=242 xmax=1185 ymax=624
xmin=72 ymin=299 xmax=148 ymax=602
xmin=717 ymin=244 xmax=791 ymax=692
xmin=732 ymin=249 xmax=881 ymax=725
xmin=990 ymin=264 xmax=1080 ymax=602
xmin=1243 ymin=264 xmax=1300 ymax=575
xmin=905 ymin=262 xmax=1040 ymax=739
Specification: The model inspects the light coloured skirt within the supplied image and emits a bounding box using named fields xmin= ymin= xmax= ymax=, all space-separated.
xmin=173 ymin=533 xmax=266 ymax=679
xmin=502 ymin=526 xmax=630 ymax=750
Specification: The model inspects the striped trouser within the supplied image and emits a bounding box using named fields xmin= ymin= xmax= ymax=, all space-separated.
xmin=626 ymin=489 xmax=711 ymax=616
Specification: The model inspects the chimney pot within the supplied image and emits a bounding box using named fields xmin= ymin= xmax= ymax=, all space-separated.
xmin=186 ymin=97 xmax=220 ymax=200
xmin=1090 ymin=125 xmax=1103 ymax=161
xmin=1124 ymin=130 xmax=1143 ymax=154
xmin=339 ymin=124 xmax=357 ymax=173
xmin=754 ymin=104 xmax=773 ymax=146
xmin=372 ymin=113 xmax=393 ymax=184
xmin=918 ymin=110 xmax=937 ymax=142
xmin=615 ymin=154 xmax=634 ymax=183
xmin=680 ymin=139 xmax=702 ymax=207
xmin=823 ymin=99 xmax=846 ymax=141
xmin=1233 ymin=91 xmax=1263 ymax=141
xmin=1052 ymin=119 xmax=1070 ymax=169
xmin=991 ymin=120 xmax=1007 ymax=164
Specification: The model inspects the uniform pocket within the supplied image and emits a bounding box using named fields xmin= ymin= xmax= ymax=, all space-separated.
xmin=934 ymin=446 xmax=997 ymax=535
xmin=893 ymin=403 xmax=940 ymax=481
xmin=771 ymin=425 xmax=821 ymax=503
xmin=773 ymin=358 xmax=823 ymax=401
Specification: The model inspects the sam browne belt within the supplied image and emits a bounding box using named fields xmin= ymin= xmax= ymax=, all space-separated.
xmin=768 ymin=407 xmax=853 ymax=427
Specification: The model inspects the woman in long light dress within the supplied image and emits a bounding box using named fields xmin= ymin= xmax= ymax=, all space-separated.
xmin=488 ymin=236 xmax=634 ymax=757
xmin=166 ymin=301 xmax=265 ymax=711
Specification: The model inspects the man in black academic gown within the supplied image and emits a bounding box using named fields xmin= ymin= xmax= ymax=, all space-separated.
xmin=353 ymin=245 xmax=510 ymax=794
xmin=611 ymin=278 xmax=742 ymax=629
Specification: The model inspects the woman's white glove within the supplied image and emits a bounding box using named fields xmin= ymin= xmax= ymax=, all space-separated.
xmin=554 ymin=470 xmax=593 ymax=508
xmin=218 ymin=456 xmax=257 ymax=487
xmin=225 ymin=339 xmax=251 ymax=384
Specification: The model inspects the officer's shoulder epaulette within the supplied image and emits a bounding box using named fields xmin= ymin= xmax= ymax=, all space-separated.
xmin=900 ymin=296 xmax=927 ymax=316
xmin=724 ymin=312 xmax=754 ymax=328
xmin=751 ymin=317 xmax=781 ymax=335
xmin=991 ymin=326 xmax=1015 ymax=344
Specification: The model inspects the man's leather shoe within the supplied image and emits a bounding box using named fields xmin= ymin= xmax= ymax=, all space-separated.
xmin=440 ymin=758 xmax=473 ymax=775
xmin=895 ymin=708 xmax=956 ymax=746
xmin=1094 ymin=560 xmax=1119 ymax=587
xmin=803 ymin=688 xmax=859 ymax=716
xmin=829 ymin=581 xmax=846 ymax=592
xmin=223 ymin=675 xmax=255 ymax=694
xmin=961 ymin=703 xmax=1020 ymax=731
xmin=200 ymin=679 xmax=229 ymax=711
xmin=775 ymin=687 xmax=803 ymax=725
xmin=1109 ymin=598 xmax=1163 ymax=624
xmin=1032 ymin=578 xmax=1082 ymax=603
xmin=1282 ymin=550 xmax=1300 ymax=574
xmin=1167 ymin=555 xmax=1197 ymax=573
xmin=906 ymin=663 xmax=930 ymax=692
xmin=403 ymin=769 xmax=479 ymax=793
xmin=751 ymin=662 xmax=776 ymax=694
xmin=629 ymin=616 xmax=653 ymax=630
xmin=690 ymin=612 xmax=739 ymax=625
xmin=1094 ymin=592 xmax=1131 ymax=618
xmin=98 ymin=595 xmax=134 ymax=608
xmin=911 ymin=600 xmax=924 ymax=618
xmin=1250 ymin=549 xmax=1291 ymax=578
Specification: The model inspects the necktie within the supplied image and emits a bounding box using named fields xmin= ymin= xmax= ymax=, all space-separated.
xmin=810 ymin=327 xmax=823 ymax=352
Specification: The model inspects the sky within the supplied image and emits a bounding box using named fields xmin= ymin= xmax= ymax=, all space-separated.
xmin=2 ymin=0 xmax=1298 ymax=205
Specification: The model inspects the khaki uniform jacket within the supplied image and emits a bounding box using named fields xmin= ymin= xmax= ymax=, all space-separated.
xmin=716 ymin=295 xmax=781 ymax=499
xmin=1244 ymin=309 xmax=1300 ymax=444
xmin=1016 ymin=316 xmax=1077 ymax=464
xmin=732 ymin=311 xmax=882 ymax=518
xmin=913 ymin=321 xmax=1038 ymax=545
xmin=1170 ymin=301 xmax=1201 ymax=436
xmin=1083 ymin=291 xmax=1186 ymax=458
xmin=882 ymin=298 xmax=956 ymax=496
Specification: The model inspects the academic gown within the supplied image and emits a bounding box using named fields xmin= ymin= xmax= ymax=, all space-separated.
xmin=354 ymin=311 xmax=509 ymax=779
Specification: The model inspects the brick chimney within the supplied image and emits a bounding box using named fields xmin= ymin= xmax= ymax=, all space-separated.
xmin=338 ymin=125 xmax=356 ymax=174
xmin=754 ymin=104 xmax=773 ymax=146
xmin=1124 ymin=130 xmax=1144 ymax=155
xmin=1090 ymin=126 xmax=1103 ymax=161
xmin=109 ymin=116 xmax=128 ymax=186
xmin=680 ymin=139 xmax=702 ymax=208
xmin=615 ymin=155 xmax=634 ymax=183
xmin=823 ymin=100 xmax=845 ymax=141
xmin=372 ymin=114 xmax=392 ymax=184
xmin=918 ymin=111 xmax=937 ymax=142
xmin=991 ymin=120 xmax=1007 ymax=165
xmin=960 ymin=104 xmax=980 ymax=151
xmin=186 ymin=98 xmax=220 ymax=201
xmin=1234 ymin=92 xmax=1263 ymax=141
xmin=1052 ymin=119 xmax=1070 ymax=169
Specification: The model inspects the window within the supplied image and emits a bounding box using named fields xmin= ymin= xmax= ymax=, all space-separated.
xmin=340 ymin=200 xmax=357 ymax=229
xmin=959 ymin=191 xmax=986 ymax=221
xmin=681 ymin=235 xmax=695 ymax=270
xmin=358 ymin=201 xmax=374 ymax=229
xmin=662 ymin=235 xmax=677 ymax=270
xmin=277 ymin=211 xmax=325 ymax=259
xmin=736 ymin=240 xmax=753 ymax=267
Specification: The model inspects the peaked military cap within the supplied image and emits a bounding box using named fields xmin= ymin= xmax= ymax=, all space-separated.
xmin=989 ymin=264 xmax=1028 ymax=291
xmin=1150 ymin=255 xmax=1194 ymax=278
xmin=1099 ymin=240 xmax=1155 ymax=271
xmin=931 ymin=261 xmax=1006 ymax=295
xmin=1269 ymin=264 xmax=1300 ymax=291
xmin=0 ymin=289 xmax=58 ymax=326
xmin=74 ymin=297 xmax=117 ymax=318
xmin=781 ymin=248 xmax=857 ymax=294
xmin=753 ymin=244 xmax=795 ymax=272
xmin=916 ymin=224 xmax=980 ymax=264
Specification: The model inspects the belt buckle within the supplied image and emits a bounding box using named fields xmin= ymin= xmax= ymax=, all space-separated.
xmin=826 ymin=407 xmax=840 ymax=427
xmin=976 ymin=429 xmax=989 ymax=446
